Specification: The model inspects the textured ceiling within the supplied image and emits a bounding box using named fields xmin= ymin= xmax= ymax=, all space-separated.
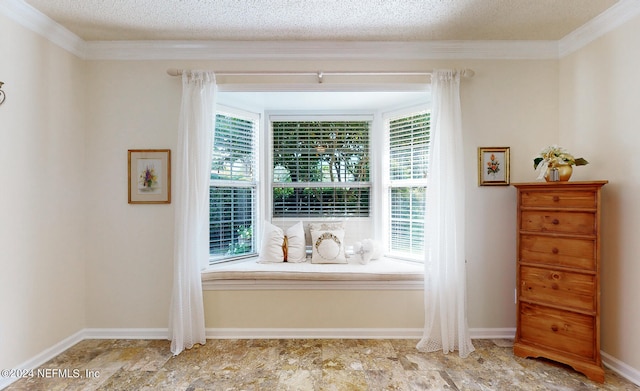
xmin=23 ymin=0 xmax=619 ymax=42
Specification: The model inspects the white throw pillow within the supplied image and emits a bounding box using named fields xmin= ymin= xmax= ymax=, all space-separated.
xmin=309 ymin=222 xmax=347 ymax=264
xmin=353 ymin=238 xmax=381 ymax=264
xmin=258 ymin=221 xmax=306 ymax=263
xmin=284 ymin=221 xmax=306 ymax=263
xmin=259 ymin=221 xmax=285 ymax=263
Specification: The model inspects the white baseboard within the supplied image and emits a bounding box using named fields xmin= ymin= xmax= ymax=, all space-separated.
xmin=470 ymin=328 xmax=516 ymax=339
xmin=82 ymin=328 xmax=169 ymax=340
xmin=204 ymin=327 xmax=516 ymax=340
xmin=206 ymin=327 xmax=425 ymax=339
xmin=0 ymin=330 xmax=85 ymax=390
xmin=602 ymin=351 xmax=640 ymax=386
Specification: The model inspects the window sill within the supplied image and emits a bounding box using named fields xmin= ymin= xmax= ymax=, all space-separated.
xmin=201 ymin=257 xmax=424 ymax=290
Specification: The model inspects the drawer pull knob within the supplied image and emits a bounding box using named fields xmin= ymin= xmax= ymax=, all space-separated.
xmin=552 ymin=247 xmax=559 ymax=254
xmin=551 ymin=272 xmax=561 ymax=280
xmin=551 ymin=325 xmax=559 ymax=332
xmin=553 ymin=196 xmax=560 ymax=202
xmin=552 ymin=219 xmax=560 ymax=225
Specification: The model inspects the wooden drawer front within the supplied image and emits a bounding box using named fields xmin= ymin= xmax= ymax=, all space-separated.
xmin=519 ymin=303 xmax=595 ymax=359
xmin=520 ymin=266 xmax=595 ymax=311
xmin=520 ymin=235 xmax=595 ymax=270
xmin=521 ymin=211 xmax=596 ymax=235
xmin=520 ymin=190 xmax=596 ymax=208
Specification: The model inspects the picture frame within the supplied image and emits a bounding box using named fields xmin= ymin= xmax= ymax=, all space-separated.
xmin=128 ymin=149 xmax=171 ymax=204
xmin=478 ymin=147 xmax=510 ymax=186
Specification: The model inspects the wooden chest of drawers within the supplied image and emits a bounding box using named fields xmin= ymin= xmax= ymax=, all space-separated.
xmin=512 ymin=181 xmax=607 ymax=383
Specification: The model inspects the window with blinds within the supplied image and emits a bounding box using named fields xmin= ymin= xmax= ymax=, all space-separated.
xmin=387 ymin=111 xmax=430 ymax=258
xmin=271 ymin=118 xmax=371 ymax=217
xmin=210 ymin=111 xmax=258 ymax=262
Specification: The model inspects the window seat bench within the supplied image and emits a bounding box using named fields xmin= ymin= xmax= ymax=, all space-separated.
xmin=201 ymin=257 xmax=424 ymax=290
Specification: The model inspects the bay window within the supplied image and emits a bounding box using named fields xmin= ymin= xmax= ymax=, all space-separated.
xmin=209 ymin=97 xmax=429 ymax=264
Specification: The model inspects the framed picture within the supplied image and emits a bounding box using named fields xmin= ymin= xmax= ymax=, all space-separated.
xmin=128 ymin=149 xmax=171 ymax=204
xmin=478 ymin=147 xmax=510 ymax=186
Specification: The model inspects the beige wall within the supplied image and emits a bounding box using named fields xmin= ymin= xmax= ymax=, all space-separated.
xmin=0 ymin=15 xmax=86 ymax=369
xmin=559 ymin=14 xmax=640 ymax=370
xmin=83 ymin=61 xmax=177 ymax=328
xmin=4 ymin=6 xmax=639 ymax=377
xmin=204 ymin=290 xmax=424 ymax=329
xmin=80 ymin=58 xmax=558 ymax=332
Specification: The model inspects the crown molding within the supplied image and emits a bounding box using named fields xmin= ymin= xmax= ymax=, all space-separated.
xmin=0 ymin=0 xmax=556 ymax=60
xmin=2 ymin=0 xmax=637 ymax=61
xmin=0 ymin=0 xmax=85 ymax=57
xmin=559 ymin=0 xmax=640 ymax=57
xmin=82 ymin=40 xmax=560 ymax=61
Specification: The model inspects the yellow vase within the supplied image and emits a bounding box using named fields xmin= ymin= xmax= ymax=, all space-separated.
xmin=545 ymin=164 xmax=573 ymax=182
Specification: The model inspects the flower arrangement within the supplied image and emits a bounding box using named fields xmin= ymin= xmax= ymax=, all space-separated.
xmin=486 ymin=153 xmax=500 ymax=176
xmin=533 ymin=145 xmax=588 ymax=169
xmin=139 ymin=165 xmax=158 ymax=189
xmin=533 ymin=145 xmax=588 ymax=180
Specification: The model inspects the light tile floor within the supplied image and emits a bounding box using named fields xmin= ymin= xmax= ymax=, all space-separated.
xmin=4 ymin=339 xmax=639 ymax=390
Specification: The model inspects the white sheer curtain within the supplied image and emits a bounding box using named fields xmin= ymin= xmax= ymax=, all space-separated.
xmin=417 ymin=69 xmax=475 ymax=358
xmin=169 ymin=71 xmax=217 ymax=355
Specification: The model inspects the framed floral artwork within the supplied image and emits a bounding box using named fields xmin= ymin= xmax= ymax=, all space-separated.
xmin=478 ymin=147 xmax=510 ymax=186
xmin=128 ymin=149 xmax=171 ymax=204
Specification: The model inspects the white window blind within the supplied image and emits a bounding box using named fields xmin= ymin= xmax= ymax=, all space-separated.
xmin=210 ymin=111 xmax=258 ymax=262
xmin=387 ymin=111 xmax=430 ymax=258
xmin=271 ymin=119 xmax=371 ymax=217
